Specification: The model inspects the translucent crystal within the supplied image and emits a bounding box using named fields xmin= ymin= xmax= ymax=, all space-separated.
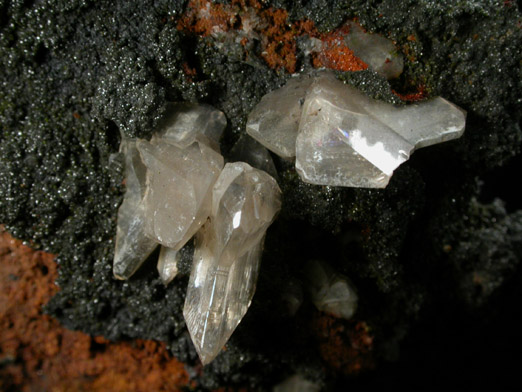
xmin=304 ymin=260 xmax=358 ymax=320
xmin=157 ymin=246 xmax=180 ymax=285
xmin=273 ymin=374 xmax=321 ymax=392
xmin=113 ymin=139 xmax=158 ymax=279
xmin=155 ymin=102 xmax=226 ymax=150
xmin=184 ymin=162 xmax=282 ymax=365
xmin=246 ymin=76 xmax=313 ymax=158
xmin=344 ymin=21 xmax=404 ymax=79
xmin=229 ymin=134 xmax=279 ymax=179
xmin=295 ymin=72 xmax=466 ymax=187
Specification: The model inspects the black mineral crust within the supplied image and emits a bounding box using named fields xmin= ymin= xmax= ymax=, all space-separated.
xmin=1 ymin=0 xmax=521 ymax=390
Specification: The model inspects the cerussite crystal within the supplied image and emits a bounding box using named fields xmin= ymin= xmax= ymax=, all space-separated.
xmin=183 ymin=162 xmax=282 ymax=365
xmin=157 ymin=246 xmax=180 ymax=285
xmin=113 ymin=102 xmax=226 ymax=281
xmin=137 ymin=137 xmax=224 ymax=249
xmin=113 ymin=139 xmax=158 ymax=279
xmin=246 ymin=76 xmax=313 ymax=158
xmin=246 ymin=71 xmax=466 ymax=188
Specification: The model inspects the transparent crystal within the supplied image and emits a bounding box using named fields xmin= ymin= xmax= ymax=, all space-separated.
xmin=304 ymin=260 xmax=358 ymax=320
xmin=344 ymin=21 xmax=404 ymax=79
xmin=245 ymin=71 xmax=465 ymax=188
xmin=137 ymin=138 xmax=224 ymax=249
xmin=184 ymin=162 xmax=282 ymax=365
xmin=246 ymin=76 xmax=313 ymax=158
xmin=113 ymin=139 xmax=158 ymax=279
xmin=295 ymin=72 xmax=466 ymax=187
xmin=155 ymin=102 xmax=226 ymax=150
xmin=157 ymin=246 xmax=180 ymax=285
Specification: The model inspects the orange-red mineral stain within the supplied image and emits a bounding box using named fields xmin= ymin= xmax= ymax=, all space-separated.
xmin=177 ymin=0 xmax=369 ymax=74
xmin=312 ymin=313 xmax=375 ymax=375
xmin=0 ymin=227 xmax=189 ymax=392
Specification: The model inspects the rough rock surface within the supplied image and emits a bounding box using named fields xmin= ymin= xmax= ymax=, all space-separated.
xmin=1 ymin=0 xmax=521 ymax=390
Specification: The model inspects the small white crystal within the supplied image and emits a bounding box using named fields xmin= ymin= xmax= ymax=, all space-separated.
xmin=113 ymin=139 xmax=158 ymax=279
xmin=246 ymin=76 xmax=313 ymax=158
xmin=138 ymin=138 xmax=224 ymax=249
xmin=304 ymin=260 xmax=358 ymax=320
xmin=157 ymin=246 xmax=180 ymax=285
xmin=344 ymin=21 xmax=404 ymax=79
xmin=184 ymin=162 xmax=282 ymax=365
xmin=273 ymin=374 xmax=321 ymax=392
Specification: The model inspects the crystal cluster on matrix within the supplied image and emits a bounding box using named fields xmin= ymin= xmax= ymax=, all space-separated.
xmin=247 ymin=71 xmax=466 ymax=188
xmin=113 ymin=103 xmax=281 ymax=365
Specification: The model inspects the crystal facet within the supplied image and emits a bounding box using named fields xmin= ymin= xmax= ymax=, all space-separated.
xmin=157 ymin=246 xmax=180 ymax=285
xmin=304 ymin=260 xmax=358 ymax=320
xmin=113 ymin=103 xmax=227 ymax=281
xmin=247 ymin=71 xmax=466 ymax=188
xmin=184 ymin=162 xmax=282 ymax=365
xmin=246 ymin=76 xmax=313 ymax=158
xmin=138 ymin=138 xmax=224 ymax=249
xmin=155 ymin=102 xmax=226 ymax=150
xmin=113 ymin=139 xmax=158 ymax=279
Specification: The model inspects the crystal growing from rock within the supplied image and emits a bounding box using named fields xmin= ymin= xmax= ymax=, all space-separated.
xmin=344 ymin=21 xmax=404 ymax=79
xmin=304 ymin=260 xmax=358 ymax=320
xmin=184 ymin=162 xmax=282 ymax=365
xmin=155 ymin=102 xmax=226 ymax=150
xmin=113 ymin=139 xmax=158 ymax=279
xmin=113 ymin=103 xmax=226 ymax=280
xmin=247 ymin=71 xmax=466 ymax=188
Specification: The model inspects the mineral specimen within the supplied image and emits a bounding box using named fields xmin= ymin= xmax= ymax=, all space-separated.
xmin=304 ymin=260 xmax=358 ymax=320
xmin=246 ymin=76 xmax=314 ymax=158
xmin=247 ymin=71 xmax=466 ymax=188
xmin=184 ymin=162 xmax=282 ymax=365
xmin=157 ymin=246 xmax=180 ymax=285
xmin=343 ymin=21 xmax=404 ymax=79
xmin=113 ymin=103 xmax=226 ymax=280
xmin=113 ymin=139 xmax=158 ymax=280
xmin=138 ymin=138 xmax=224 ymax=248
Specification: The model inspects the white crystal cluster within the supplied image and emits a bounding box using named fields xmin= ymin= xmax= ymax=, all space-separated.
xmin=247 ymin=71 xmax=466 ymax=188
xmin=113 ymin=103 xmax=281 ymax=365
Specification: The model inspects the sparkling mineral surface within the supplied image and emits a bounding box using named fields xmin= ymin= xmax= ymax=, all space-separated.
xmin=113 ymin=139 xmax=158 ymax=280
xmin=247 ymin=71 xmax=466 ymax=188
xmin=183 ymin=162 xmax=282 ymax=365
xmin=304 ymin=260 xmax=358 ymax=320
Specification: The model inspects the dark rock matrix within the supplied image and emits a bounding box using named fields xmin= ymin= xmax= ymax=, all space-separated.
xmin=1 ymin=0 xmax=521 ymax=390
